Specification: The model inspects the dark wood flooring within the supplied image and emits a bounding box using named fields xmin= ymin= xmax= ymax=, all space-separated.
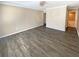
xmin=0 ymin=26 xmax=79 ymax=57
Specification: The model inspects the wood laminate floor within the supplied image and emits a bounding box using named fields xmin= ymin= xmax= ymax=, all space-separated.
xmin=0 ymin=26 xmax=79 ymax=57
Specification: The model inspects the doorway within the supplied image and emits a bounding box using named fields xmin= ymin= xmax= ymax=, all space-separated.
xmin=66 ymin=10 xmax=76 ymax=32
xmin=67 ymin=10 xmax=76 ymax=28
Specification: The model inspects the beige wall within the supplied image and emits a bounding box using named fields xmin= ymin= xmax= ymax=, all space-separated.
xmin=75 ymin=8 xmax=79 ymax=37
xmin=75 ymin=9 xmax=78 ymax=28
xmin=0 ymin=4 xmax=44 ymax=38
xmin=0 ymin=5 xmax=4 ymax=37
xmin=77 ymin=9 xmax=79 ymax=36
xmin=46 ymin=5 xmax=67 ymax=31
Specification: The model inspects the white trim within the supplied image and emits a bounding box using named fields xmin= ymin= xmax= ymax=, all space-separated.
xmin=0 ymin=25 xmax=43 ymax=39
xmin=46 ymin=26 xmax=65 ymax=32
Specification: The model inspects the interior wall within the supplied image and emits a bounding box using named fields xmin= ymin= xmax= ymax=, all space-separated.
xmin=76 ymin=9 xmax=79 ymax=36
xmin=74 ymin=11 xmax=76 ymax=28
xmin=0 ymin=5 xmax=4 ymax=37
xmin=65 ymin=7 xmax=69 ymax=28
xmin=46 ymin=5 xmax=67 ymax=31
xmin=0 ymin=4 xmax=44 ymax=38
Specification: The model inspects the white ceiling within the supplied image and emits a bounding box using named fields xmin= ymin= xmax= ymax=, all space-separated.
xmin=1 ymin=1 xmax=79 ymax=11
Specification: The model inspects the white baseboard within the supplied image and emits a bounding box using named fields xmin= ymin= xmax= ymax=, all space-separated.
xmin=0 ymin=25 xmax=43 ymax=39
xmin=46 ymin=26 xmax=65 ymax=32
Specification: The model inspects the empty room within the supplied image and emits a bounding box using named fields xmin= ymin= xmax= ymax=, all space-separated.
xmin=0 ymin=0 xmax=79 ymax=57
